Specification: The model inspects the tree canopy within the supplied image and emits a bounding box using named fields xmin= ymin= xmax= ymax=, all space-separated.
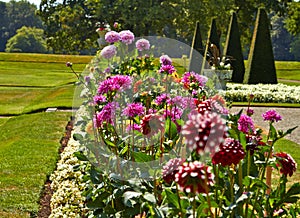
xmin=0 ymin=0 xmax=43 ymax=52
xmin=36 ymin=0 xmax=299 ymax=54
xmin=5 ymin=26 xmax=48 ymax=53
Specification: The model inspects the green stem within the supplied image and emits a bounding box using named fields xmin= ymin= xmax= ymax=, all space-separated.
xmin=176 ymin=184 xmax=184 ymax=218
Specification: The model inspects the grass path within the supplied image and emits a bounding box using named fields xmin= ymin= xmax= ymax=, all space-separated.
xmin=0 ymin=112 xmax=72 ymax=216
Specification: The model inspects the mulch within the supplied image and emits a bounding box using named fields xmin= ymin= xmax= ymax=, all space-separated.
xmin=37 ymin=116 xmax=74 ymax=218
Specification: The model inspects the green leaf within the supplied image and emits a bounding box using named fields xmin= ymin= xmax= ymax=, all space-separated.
xmin=164 ymin=117 xmax=178 ymax=140
xmin=286 ymin=183 xmax=300 ymax=197
xmin=73 ymin=151 xmax=89 ymax=161
xmin=164 ymin=189 xmax=179 ymax=208
xmin=73 ymin=133 xmax=83 ymax=141
xmin=123 ymin=191 xmax=142 ymax=207
xmin=269 ymin=123 xmax=278 ymax=140
xmin=132 ymin=151 xmax=153 ymax=162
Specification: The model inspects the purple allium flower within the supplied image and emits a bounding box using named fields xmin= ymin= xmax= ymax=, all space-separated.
xmin=159 ymin=55 xmax=172 ymax=65
xmin=94 ymin=102 xmax=118 ymax=127
xmin=97 ymin=75 xmax=132 ymax=94
xmin=275 ymin=152 xmax=297 ymax=177
xmin=93 ymin=95 xmax=106 ymax=105
xmin=212 ymin=138 xmax=245 ymax=166
xmin=238 ymin=114 xmax=255 ymax=134
xmin=135 ymin=38 xmax=150 ymax=51
xmin=105 ymin=31 xmax=120 ymax=43
xmin=159 ymin=65 xmax=176 ymax=74
xmin=100 ymin=45 xmax=117 ymax=59
xmin=162 ymin=158 xmax=185 ymax=184
xmin=126 ymin=123 xmax=141 ymax=132
xmin=181 ymin=111 xmax=227 ymax=155
xmin=262 ymin=109 xmax=282 ymax=122
xmin=175 ymin=161 xmax=214 ymax=194
xmin=122 ymin=102 xmax=145 ymax=118
xmin=119 ymin=30 xmax=135 ymax=45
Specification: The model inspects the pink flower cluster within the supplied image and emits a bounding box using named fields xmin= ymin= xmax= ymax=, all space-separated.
xmin=238 ymin=114 xmax=255 ymax=134
xmin=262 ymin=109 xmax=282 ymax=122
xmin=94 ymin=102 xmax=118 ymax=127
xmin=97 ymin=75 xmax=132 ymax=95
xmin=135 ymin=38 xmax=150 ymax=51
xmin=122 ymin=102 xmax=145 ymax=118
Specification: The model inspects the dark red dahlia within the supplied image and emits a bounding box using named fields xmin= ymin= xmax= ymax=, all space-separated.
xmin=140 ymin=114 xmax=164 ymax=137
xmin=212 ymin=138 xmax=245 ymax=166
xmin=175 ymin=161 xmax=214 ymax=194
xmin=275 ymin=152 xmax=297 ymax=177
xmin=181 ymin=111 xmax=227 ymax=155
xmin=195 ymin=98 xmax=228 ymax=115
xmin=162 ymin=158 xmax=185 ymax=184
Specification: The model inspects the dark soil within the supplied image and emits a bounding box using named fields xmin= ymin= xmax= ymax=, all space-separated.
xmin=37 ymin=116 xmax=74 ymax=218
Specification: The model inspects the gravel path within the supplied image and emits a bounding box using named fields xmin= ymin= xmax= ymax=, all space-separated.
xmin=231 ymin=106 xmax=300 ymax=144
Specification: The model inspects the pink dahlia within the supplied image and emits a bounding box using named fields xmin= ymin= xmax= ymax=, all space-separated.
xmin=275 ymin=152 xmax=297 ymax=177
xmin=105 ymin=31 xmax=120 ymax=43
xmin=181 ymin=111 xmax=227 ymax=155
xmin=97 ymin=75 xmax=132 ymax=94
xmin=100 ymin=45 xmax=117 ymax=59
xmin=262 ymin=109 xmax=282 ymax=123
xmin=162 ymin=158 xmax=185 ymax=184
xmin=135 ymin=38 xmax=150 ymax=51
xmin=238 ymin=114 xmax=255 ymax=134
xmin=94 ymin=102 xmax=118 ymax=127
xmin=122 ymin=102 xmax=145 ymax=118
xmin=119 ymin=30 xmax=135 ymax=45
xmin=93 ymin=95 xmax=106 ymax=105
xmin=158 ymin=65 xmax=176 ymax=74
xmin=175 ymin=161 xmax=214 ymax=194
xmin=212 ymin=138 xmax=245 ymax=166
xmin=181 ymin=71 xmax=208 ymax=89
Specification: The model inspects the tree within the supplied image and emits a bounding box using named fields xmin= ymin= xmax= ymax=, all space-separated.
xmin=271 ymin=15 xmax=294 ymax=60
xmin=37 ymin=0 xmax=296 ymax=54
xmin=285 ymin=2 xmax=300 ymax=36
xmin=223 ymin=12 xmax=245 ymax=83
xmin=0 ymin=0 xmax=43 ymax=52
xmin=290 ymin=34 xmax=300 ymax=60
xmin=5 ymin=26 xmax=48 ymax=53
xmin=243 ymin=8 xmax=277 ymax=84
xmin=188 ymin=21 xmax=204 ymax=73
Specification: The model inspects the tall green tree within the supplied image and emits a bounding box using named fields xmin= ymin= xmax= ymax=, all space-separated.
xmin=0 ymin=0 xmax=43 ymax=52
xmin=5 ymin=26 xmax=48 ymax=53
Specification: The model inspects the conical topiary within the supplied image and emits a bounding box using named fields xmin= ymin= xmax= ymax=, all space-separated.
xmin=189 ymin=21 xmax=204 ymax=73
xmin=201 ymin=18 xmax=221 ymax=71
xmin=243 ymin=8 xmax=277 ymax=84
xmin=223 ymin=12 xmax=245 ymax=83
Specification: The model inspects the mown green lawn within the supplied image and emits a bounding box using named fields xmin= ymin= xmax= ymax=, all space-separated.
xmin=0 ymin=112 xmax=71 ymax=217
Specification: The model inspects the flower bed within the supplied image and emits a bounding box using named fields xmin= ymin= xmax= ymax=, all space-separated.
xmin=49 ymin=28 xmax=300 ymax=217
xmin=225 ymin=83 xmax=300 ymax=103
